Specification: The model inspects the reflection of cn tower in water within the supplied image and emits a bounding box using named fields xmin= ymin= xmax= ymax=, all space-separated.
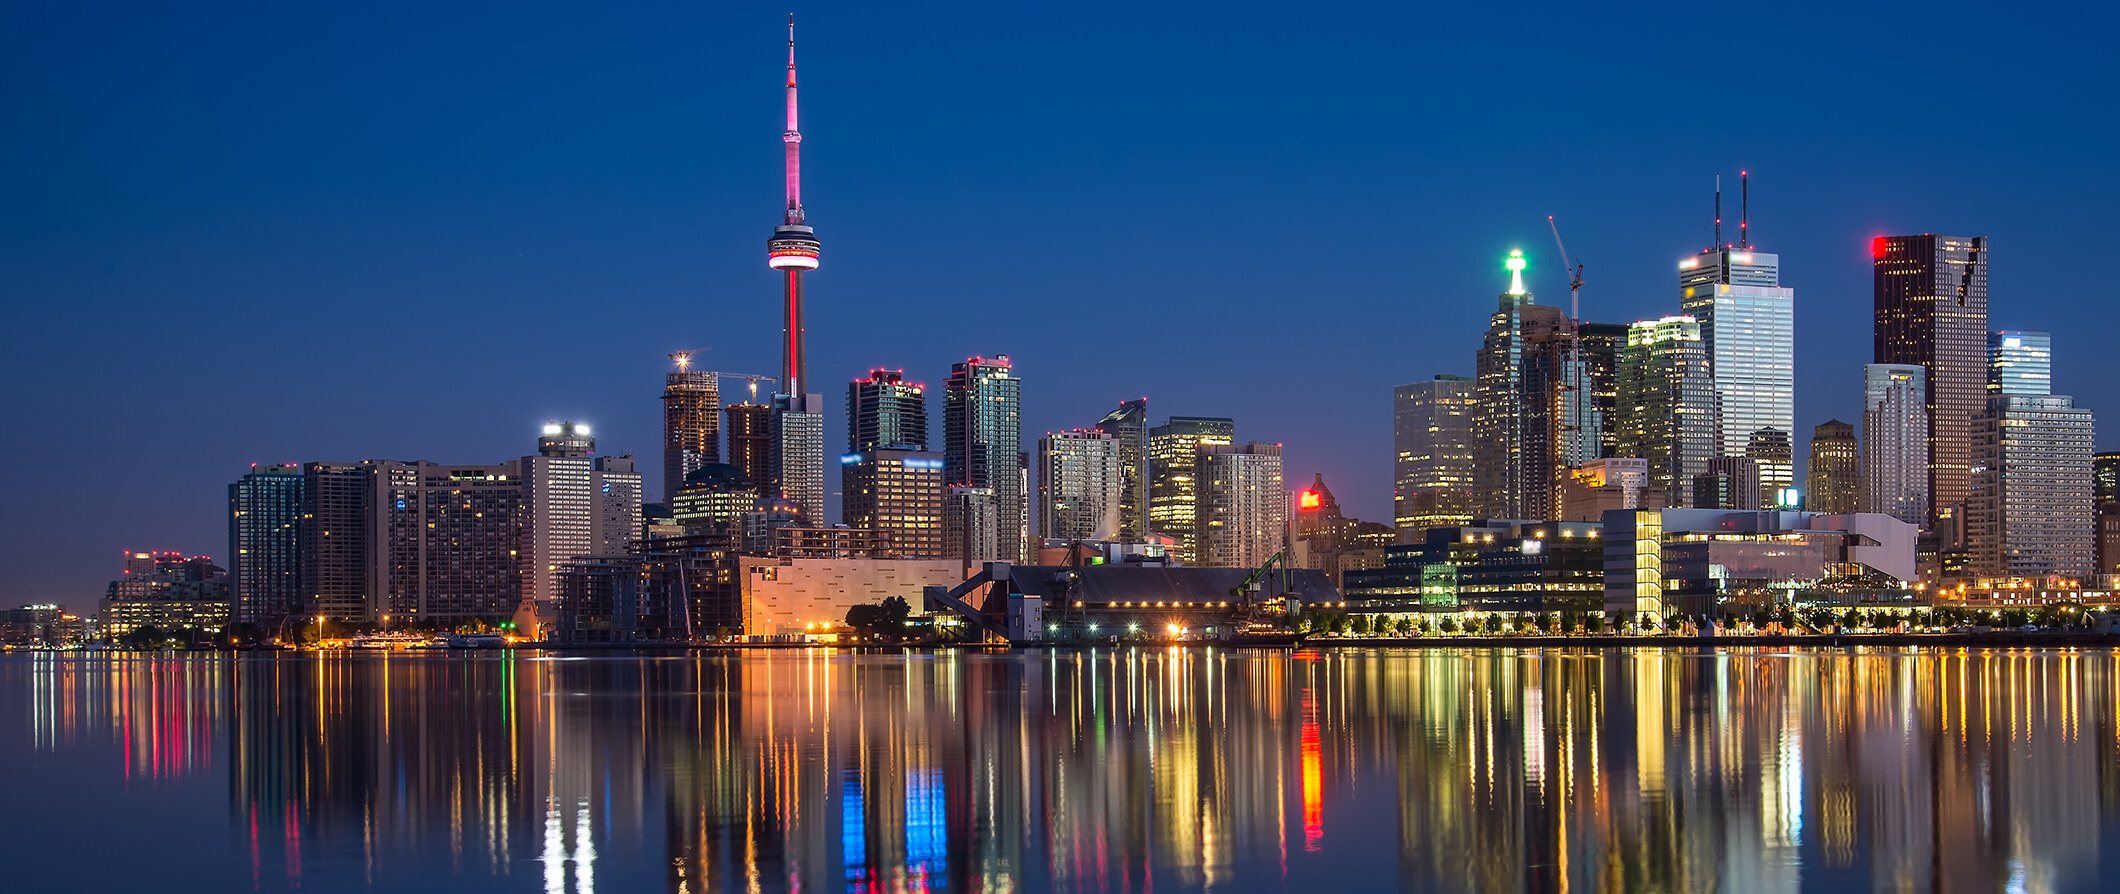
xmin=766 ymin=14 xmax=820 ymax=397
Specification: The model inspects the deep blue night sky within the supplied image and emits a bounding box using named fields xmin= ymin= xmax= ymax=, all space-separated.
xmin=4 ymin=2 xmax=2115 ymax=610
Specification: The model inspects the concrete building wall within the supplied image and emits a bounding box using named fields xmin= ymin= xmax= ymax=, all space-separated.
xmin=737 ymin=557 xmax=965 ymax=635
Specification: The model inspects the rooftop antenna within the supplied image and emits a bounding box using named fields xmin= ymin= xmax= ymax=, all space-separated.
xmin=1740 ymin=170 xmax=1749 ymax=249
xmin=1714 ymin=175 xmax=1722 ymax=249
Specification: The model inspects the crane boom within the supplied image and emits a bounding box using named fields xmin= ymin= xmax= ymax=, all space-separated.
xmin=1546 ymin=216 xmax=1584 ymax=323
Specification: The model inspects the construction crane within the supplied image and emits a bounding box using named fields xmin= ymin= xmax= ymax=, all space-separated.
xmin=666 ymin=350 xmax=777 ymax=402
xmin=1548 ymin=216 xmax=1590 ymax=450
xmin=1546 ymin=216 xmax=1585 ymax=323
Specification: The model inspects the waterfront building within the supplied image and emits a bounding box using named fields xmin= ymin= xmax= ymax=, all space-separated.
xmin=1342 ymin=521 xmax=1603 ymax=615
xmin=848 ymin=368 xmax=928 ymax=452
xmin=1746 ymin=428 xmax=1794 ymax=508
xmin=1195 ymin=442 xmax=1286 ymax=569
xmin=841 ymin=448 xmax=945 ymax=557
xmin=1602 ymin=509 xmax=1918 ymax=617
xmin=228 ymin=463 xmax=304 ymax=625
xmin=662 ymin=360 xmax=720 ymax=501
xmin=1148 ymin=416 xmax=1235 ymax=563
xmin=377 ymin=459 xmax=523 ymax=622
xmin=1967 ymin=394 xmax=2095 ymax=577
xmin=1037 ymin=430 xmax=1123 ymax=542
xmin=554 ymin=533 xmax=742 ymax=642
xmin=301 ymin=461 xmax=375 ymax=621
xmin=741 ymin=495 xmax=807 ymax=554
xmin=1863 ymin=364 xmax=1930 ymax=526
xmin=738 ymin=556 xmax=964 ymax=636
xmin=1559 ymin=457 xmax=1658 ymax=522
xmin=723 ymin=402 xmax=773 ymax=495
xmin=772 ymin=527 xmax=895 ymax=560
xmin=521 ymin=422 xmax=600 ymax=615
xmin=1988 ymin=330 xmax=2051 ymax=396
xmin=1874 ymin=234 xmax=1989 ymax=538
xmin=1473 ymin=250 xmax=1596 ymax=520
xmin=1613 ymin=316 xmax=1713 ymax=509
xmin=100 ymin=552 xmax=231 ymax=638
xmin=944 ymin=355 xmax=1026 ymax=562
xmin=1091 ymin=398 xmax=1150 ymax=541
xmin=1679 ymin=247 xmax=1795 ymax=463
xmin=1393 ymin=376 xmax=1476 ymax=533
xmin=1806 ymin=420 xmax=1861 ymax=514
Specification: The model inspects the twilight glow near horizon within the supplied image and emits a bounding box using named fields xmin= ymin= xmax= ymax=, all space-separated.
xmin=3 ymin=0 xmax=2117 ymax=609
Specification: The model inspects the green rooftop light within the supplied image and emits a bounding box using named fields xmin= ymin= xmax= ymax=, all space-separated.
xmin=1505 ymin=249 xmax=1528 ymax=296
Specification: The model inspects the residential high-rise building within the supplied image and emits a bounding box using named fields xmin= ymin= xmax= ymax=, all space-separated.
xmin=1805 ymin=420 xmax=1861 ymax=514
xmin=590 ymin=454 xmax=643 ymax=557
xmin=1148 ymin=416 xmax=1235 ymax=563
xmin=302 ymin=461 xmax=374 ymax=621
xmin=1874 ymin=234 xmax=1989 ymax=537
xmin=769 ymin=395 xmax=825 ymax=523
xmin=2096 ymin=450 xmax=2120 ymax=575
xmin=1679 ymin=247 xmax=1795 ymax=462
xmin=521 ymin=422 xmax=598 ymax=615
xmin=662 ymin=357 xmax=720 ymax=501
xmin=1474 ymin=250 xmax=1595 ymax=519
xmin=2094 ymin=451 xmax=2120 ymax=504
xmin=670 ymin=464 xmax=757 ymax=535
xmin=1196 ymin=443 xmax=1286 ymax=568
xmin=229 ymin=464 xmax=304 ymax=625
xmin=1988 ymin=330 xmax=2051 ymax=396
xmin=1577 ymin=322 xmax=1630 ymax=459
xmin=943 ymin=355 xmax=1025 ymax=562
xmin=943 ymin=485 xmax=1002 ymax=564
xmin=1967 ymin=394 xmax=2095 ymax=577
xmin=724 ymin=402 xmax=772 ymax=494
xmin=376 ymin=459 xmax=522 ymax=621
xmin=1091 ymin=398 xmax=1150 ymax=540
xmin=1393 ymin=376 xmax=1475 ymax=532
xmin=848 ymin=368 xmax=928 ymax=452
xmin=1863 ymin=364 xmax=1930 ymax=527
xmin=841 ymin=448 xmax=945 ymax=557
xmin=1745 ymin=428 xmax=1794 ymax=508
xmin=1614 ymin=316 xmax=1713 ymax=509
xmin=1037 ymin=430 xmax=1123 ymax=542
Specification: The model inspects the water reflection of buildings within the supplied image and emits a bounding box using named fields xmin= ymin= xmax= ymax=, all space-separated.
xmin=7 ymin=648 xmax=2120 ymax=892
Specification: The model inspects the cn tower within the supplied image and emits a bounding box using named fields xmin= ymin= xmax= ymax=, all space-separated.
xmin=765 ymin=13 xmax=820 ymax=397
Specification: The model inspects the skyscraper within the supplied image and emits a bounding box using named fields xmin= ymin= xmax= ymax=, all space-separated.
xmin=1805 ymin=420 xmax=1861 ymax=514
xmin=841 ymin=448 xmax=945 ymax=557
xmin=1874 ymin=234 xmax=1989 ymax=537
xmin=376 ymin=459 xmax=521 ymax=622
xmin=765 ymin=18 xmax=826 ymax=528
xmin=1473 ymin=250 xmax=1592 ymax=519
xmin=1196 ymin=443 xmax=1286 ymax=569
xmin=1693 ymin=456 xmax=1761 ymax=511
xmin=229 ymin=464 xmax=304 ymax=625
xmin=1967 ymin=394 xmax=2095 ymax=577
xmin=848 ymin=369 xmax=928 ymax=452
xmin=1613 ymin=316 xmax=1713 ymax=510
xmin=662 ymin=356 xmax=720 ymax=502
xmin=303 ymin=461 xmax=374 ymax=621
xmin=1392 ymin=375 xmax=1475 ymax=533
xmin=943 ymin=355 xmax=1025 ymax=562
xmin=1148 ymin=416 xmax=1235 ymax=563
xmin=1577 ymin=322 xmax=1630 ymax=459
xmin=1988 ymin=330 xmax=2052 ymax=396
xmin=1862 ymin=364 xmax=1930 ymax=527
xmin=521 ymin=422 xmax=598 ymax=615
xmin=590 ymin=454 xmax=643 ymax=557
xmin=1091 ymin=398 xmax=1149 ymax=541
xmin=1679 ymin=247 xmax=1795 ymax=462
xmin=1037 ymin=430 xmax=1123 ymax=542
xmin=723 ymin=402 xmax=772 ymax=496
xmin=1745 ymin=428 xmax=1794 ymax=507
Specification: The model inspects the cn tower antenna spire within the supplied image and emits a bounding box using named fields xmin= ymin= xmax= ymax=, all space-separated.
xmin=783 ymin=13 xmax=802 ymax=226
xmin=766 ymin=13 xmax=821 ymax=401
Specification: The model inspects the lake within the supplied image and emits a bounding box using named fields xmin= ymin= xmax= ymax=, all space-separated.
xmin=3 ymin=647 xmax=2116 ymax=892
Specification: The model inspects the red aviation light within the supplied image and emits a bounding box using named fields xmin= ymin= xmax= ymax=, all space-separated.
xmin=1871 ymin=236 xmax=1890 ymax=259
xmin=1298 ymin=490 xmax=1322 ymax=510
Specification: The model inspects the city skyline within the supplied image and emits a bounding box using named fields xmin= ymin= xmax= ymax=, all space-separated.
xmin=8 ymin=3 xmax=2119 ymax=609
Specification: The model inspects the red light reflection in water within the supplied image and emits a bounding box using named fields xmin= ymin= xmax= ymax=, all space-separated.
xmin=1300 ymin=689 xmax=1323 ymax=852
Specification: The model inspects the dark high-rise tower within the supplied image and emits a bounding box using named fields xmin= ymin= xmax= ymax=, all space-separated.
xmin=848 ymin=369 xmax=928 ymax=452
xmin=1092 ymin=398 xmax=1149 ymax=540
xmin=944 ymin=356 xmax=1025 ymax=562
xmin=662 ymin=352 xmax=720 ymax=502
xmin=724 ymin=403 xmax=772 ymax=498
xmin=1873 ymin=234 xmax=1988 ymax=538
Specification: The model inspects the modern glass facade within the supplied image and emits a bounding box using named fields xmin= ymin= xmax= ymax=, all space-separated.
xmin=943 ymin=356 xmax=1025 ymax=562
xmin=1988 ymin=330 xmax=2051 ymax=396
xmin=1091 ymin=398 xmax=1150 ymax=541
xmin=770 ymin=393 xmax=826 ymax=525
xmin=1862 ymin=364 xmax=1930 ymax=527
xmin=1804 ymin=420 xmax=1861 ymax=514
xmin=841 ymin=449 xmax=945 ymax=558
xmin=662 ymin=370 xmax=720 ymax=502
xmin=1873 ymin=234 xmax=1989 ymax=534
xmin=1392 ymin=375 xmax=1475 ymax=532
xmin=1147 ymin=416 xmax=1234 ymax=564
xmin=847 ymin=369 xmax=928 ymax=452
xmin=1679 ymin=249 xmax=1795 ymax=462
xmin=1195 ymin=443 xmax=1286 ymax=569
xmin=1474 ymin=253 xmax=1594 ymax=520
xmin=229 ymin=464 xmax=305 ymax=625
xmin=1037 ymin=430 xmax=1123 ymax=542
xmin=1614 ymin=316 xmax=1713 ymax=510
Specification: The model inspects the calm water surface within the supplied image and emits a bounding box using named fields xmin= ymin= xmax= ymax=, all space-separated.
xmin=3 ymin=648 xmax=2117 ymax=892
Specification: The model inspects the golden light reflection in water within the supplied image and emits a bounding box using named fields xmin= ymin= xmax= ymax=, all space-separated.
xmin=4 ymin=647 xmax=2119 ymax=892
